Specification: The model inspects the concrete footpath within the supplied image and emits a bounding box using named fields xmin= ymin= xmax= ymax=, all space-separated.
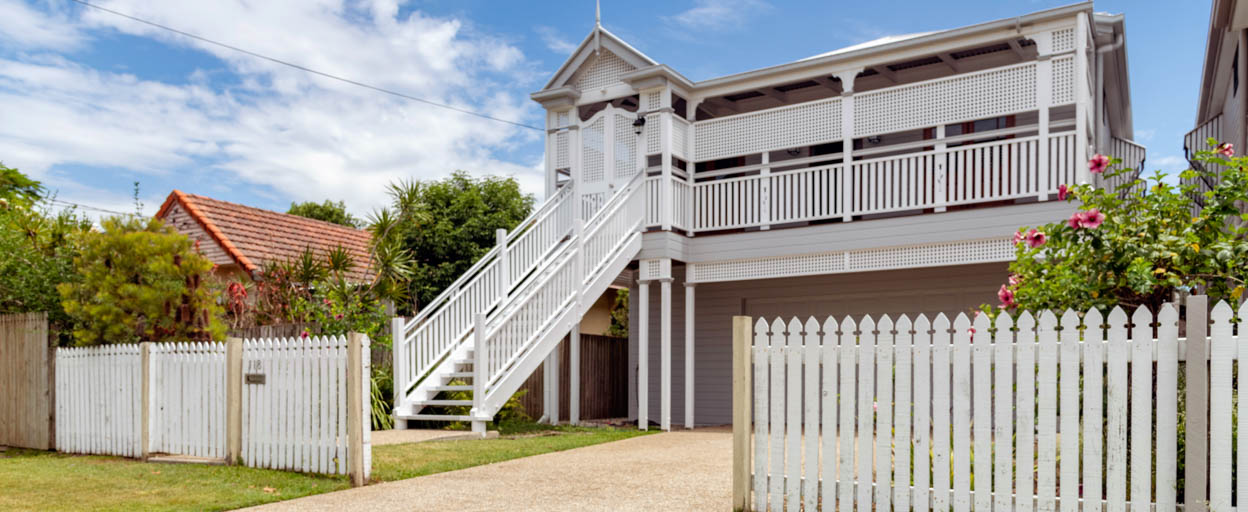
xmin=246 ymin=428 xmax=731 ymax=511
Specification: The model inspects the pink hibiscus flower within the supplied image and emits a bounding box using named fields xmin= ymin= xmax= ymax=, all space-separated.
xmin=1008 ymin=274 xmax=1022 ymax=287
xmin=1068 ymin=209 xmax=1106 ymax=230
xmin=1058 ymin=184 xmax=1069 ymax=201
xmin=998 ymin=284 xmax=1016 ymax=309
xmin=1217 ymin=142 xmax=1235 ymax=157
xmin=1025 ymin=229 xmax=1047 ymax=248
xmin=1088 ymin=154 xmax=1110 ymax=174
xmin=1014 ymin=230 xmax=1027 ymax=246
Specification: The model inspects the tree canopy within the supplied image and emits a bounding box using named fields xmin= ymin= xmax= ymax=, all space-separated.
xmin=994 ymin=141 xmax=1248 ymax=314
xmin=287 ymin=199 xmax=361 ymax=228
xmin=371 ymin=171 xmax=533 ymax=312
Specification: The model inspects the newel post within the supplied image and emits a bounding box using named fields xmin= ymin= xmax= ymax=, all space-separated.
xmin=731 ymin=315 xmax=753 ymax=511
xmin=472 ymin=313 xmax=489 ymax=437
xmin=390 ymin=316 xmax=407 ymax=430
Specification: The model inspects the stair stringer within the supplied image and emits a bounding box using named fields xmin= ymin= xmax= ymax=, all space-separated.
xmin=481 ymin=233 xmax=641 ymax=417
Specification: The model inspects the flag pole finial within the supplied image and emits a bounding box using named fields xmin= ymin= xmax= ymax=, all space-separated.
xmin=595 ymin=0 xmax=601 ymax=27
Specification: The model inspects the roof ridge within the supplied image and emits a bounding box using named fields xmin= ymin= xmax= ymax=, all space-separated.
xmin=182 ymin=192 xmax=370 ymax=235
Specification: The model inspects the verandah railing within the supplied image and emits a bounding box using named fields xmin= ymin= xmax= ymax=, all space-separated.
xmin=688 ymin=133 xmax=1077 ymax=232
xmin=731 ymin=298 xmax=1244 ymax=511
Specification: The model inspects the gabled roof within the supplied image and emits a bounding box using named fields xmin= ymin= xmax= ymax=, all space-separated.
xmin=156 ymin=190 xmax=375 ymax=283
xmin=542 ymin=25 xmax=658 ymax=91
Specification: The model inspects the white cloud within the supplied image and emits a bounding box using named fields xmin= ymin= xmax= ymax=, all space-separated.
xmin=536 ymin=26 xmax=578 ymax=55
xmin=665 ymin=0 xmax=771 ymax=31
xmin=0 ymin=0 xmax=548 ymax=216
xmin=1134 ymin=128 xmax=1156 ymax=142
xmin=0 ymin=0 xmax=83 ymax=50
xmin=1151 ymin=155 xmax=1188 ymax=172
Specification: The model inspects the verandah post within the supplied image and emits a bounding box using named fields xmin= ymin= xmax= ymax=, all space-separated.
xmin=731 ymin=315 xmax=753 ymax=511
xmin=1035 ymin=30 xmax=1053 ymax=200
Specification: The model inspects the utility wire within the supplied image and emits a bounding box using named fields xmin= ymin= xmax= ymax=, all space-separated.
xmin=44 ymin=198 xmax=140 ymax=217
xmin=68 ymin=0 xmax=542 ymax=131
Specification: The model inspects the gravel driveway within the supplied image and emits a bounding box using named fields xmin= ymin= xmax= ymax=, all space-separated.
xmin=244 ymin=427 xmax=732 ymax=511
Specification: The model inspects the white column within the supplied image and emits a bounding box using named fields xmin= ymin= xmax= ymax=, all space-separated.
xmin=1074 ymin=13 xmax=1091 ymax=185
xmin=934 ymin=124 xmax=948 ymax=212
xmin=837 ymin=70 xmax=860 ymax=221
xmin=759 ymin=152 xmax=771 ymax=230
xmin=686 ymin=99 xmax=700 ymax=237
xmin=684 ymin=281 xmax=696 ymax=429
xmin=472 ymin=313 xmax=488 ymax=436
xmin=660 ymin=276 xmax=672 ymax=431
xmin=1035 ymin=31 xmax=1053 ymax=200
xmin=550 ymin=345 xmax=560 ymax=424
xmin=545 ymin=110 xmax=557 ymax=199
xmin=638 ymin=280 xmax=650 ymax=430
xmin=570 ymin=323 xmax=580 ymax=426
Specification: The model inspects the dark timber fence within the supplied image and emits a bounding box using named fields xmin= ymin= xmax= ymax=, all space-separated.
xmin=518 ymin=334 xmax=628 ymax=422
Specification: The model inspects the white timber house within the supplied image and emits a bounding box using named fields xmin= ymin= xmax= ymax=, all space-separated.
xmin=391 ymin=2 xmax=1142 ymax=432
xmin=1186 ymin=0 xmax=1246 ymax=198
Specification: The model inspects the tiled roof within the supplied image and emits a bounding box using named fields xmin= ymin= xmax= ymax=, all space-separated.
xmin=156 ymin=190 xmax=375 ymax=282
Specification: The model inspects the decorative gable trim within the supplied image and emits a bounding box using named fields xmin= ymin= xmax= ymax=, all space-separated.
xmin=542 ymin=27 xmax=658 ymax=91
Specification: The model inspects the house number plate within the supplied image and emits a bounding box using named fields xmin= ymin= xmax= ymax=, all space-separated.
xmin=245 ymin=374 xmax=266 ymax=385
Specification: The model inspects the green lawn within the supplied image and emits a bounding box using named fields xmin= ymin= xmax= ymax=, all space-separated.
xmin=0 ymin=425 xmax=652 ymax=511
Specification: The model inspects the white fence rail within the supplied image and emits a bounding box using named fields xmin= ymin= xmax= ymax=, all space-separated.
xmin=149 ymin=342 xmax=226 ymax=459
xmin=53 ymin=336 xmax=370 ymax=480
xmin=55 ymin=345 xmax=142 ymax=457
xmin=732 ymin=299 xmax=1242 ymax=511
xmin=242 ymin=336 xmax=370 ymax=477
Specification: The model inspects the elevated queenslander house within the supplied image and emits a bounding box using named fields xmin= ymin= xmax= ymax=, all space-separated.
xmin=391 ymin=2 xmax=1142 ymax=432
xmin=1186 ymin=0 xmax=1248 ymax=203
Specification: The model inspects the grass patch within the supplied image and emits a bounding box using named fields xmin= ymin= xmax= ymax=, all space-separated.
xmin=371 ymin=424 xmax=654 ymax=482
xmin=0 ymin=423 xmax=649 ymax=510
xmin=0 ymin=448 xmax=348 ymax=512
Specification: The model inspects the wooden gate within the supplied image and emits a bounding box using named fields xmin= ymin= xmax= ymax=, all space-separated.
xmin=0 ymin=312 xmax=53 ymax=450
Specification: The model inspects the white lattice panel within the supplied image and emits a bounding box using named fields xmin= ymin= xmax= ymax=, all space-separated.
xmin=614 ymin=114 xmax=638 ymax=179
xmin=695 ymin=97 xmax=842 ymax=162
xmin=644 ymin=90 xmax=663 ymax=111
xmin=1050 ymin=56 xmax=1074 ymax=106
xmin=555 ymin=131 xmax=569 ymax=169
xmin=639 ymin=259 xmax=671 ymax=281
xmin=575 ymin=50 xmax=635 ymax=91
xmin=689 ymin=237 xmax=1013 ymax=283
xmin=1051 ymin=28 xmax=1075 ymax=53
xmin=847 ymin=237 xmax=1014 ymax=272
xmin=854 ymin=62 xmax=1036 ymax=137
xmin=672 ymin=117 xmax=689 ymax=160
xmin=645 ymin=113 xmax=661 ymax=155
xmin=583 ymin=117 xmax=605 ymax=183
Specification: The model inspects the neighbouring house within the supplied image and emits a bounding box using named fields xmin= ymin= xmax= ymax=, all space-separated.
xmin=155 ymin=190 xmax=375 ymax=283
xmin=1186 ymin=0 xmax=1247 ymax=207
xmin=392 ymin=2 xmax=1141 ymax=431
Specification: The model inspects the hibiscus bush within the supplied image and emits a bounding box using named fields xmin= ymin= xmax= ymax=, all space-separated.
xmin=992 ymin=140 xmax=1248 ymax=314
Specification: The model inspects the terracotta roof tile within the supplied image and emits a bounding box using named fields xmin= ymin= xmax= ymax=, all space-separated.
xmin=156 ymin=190 xmax=375 ymax=283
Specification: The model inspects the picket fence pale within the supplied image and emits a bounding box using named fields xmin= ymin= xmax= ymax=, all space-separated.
xmin=242 ymin=336 xmax=371 ymax=477
xmin=54 ymin=345 xmax=142 ymax=457
xmin=743 ymin=301 xmax=1248 ymax=511
xmin=149 ymin=343 xmax=227 ymax=459
xmin=53 ymin=336 xmax=369 ymax=478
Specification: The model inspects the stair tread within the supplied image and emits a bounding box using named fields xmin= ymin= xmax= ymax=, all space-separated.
xmin=400 ymin=414 xmax=477 ymax=422
xmin=446 ymin=372 xmax=474 ymax=378
xmin=415 ymin=399 xmax=472 ymax=406
xmin=429 ymin=385 xmax=472 ymax=391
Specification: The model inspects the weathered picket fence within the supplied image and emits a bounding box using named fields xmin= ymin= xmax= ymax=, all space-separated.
xmin=242 ymin=337 xmax=371 ymax=477
xmin=53 ymin=335 xmax=370 ymax=483
xmin=55 ymin=345 xmax=142 ymax=457
xmin=149 ymin=343 xmax=227 ymax=459
xmin=731 ymin=297 xmax=1243 ymax=511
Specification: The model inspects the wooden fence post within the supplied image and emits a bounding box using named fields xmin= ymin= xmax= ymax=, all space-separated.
xmin=47 ymin=325 xmax=57 ymax=451
xmin=1186 ymin=294 xmax=1209 ymax=512
xmin=347 ymin=332 xmax=366 ymax=487
xmin=140 ymin=342 xmax=151 ymax=459
xmin=226 ymin=337 xmax=243 ymax=464
xmin=732 ymin=315 xmax=753 ymax=511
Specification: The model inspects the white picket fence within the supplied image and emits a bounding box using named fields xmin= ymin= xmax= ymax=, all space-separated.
xmin=242 ymin=336 xmax=371 ymax=477
xmin=54 ymin=345 xmax=143 ymax=457
xmin=733 ymin=299 xmax=1245 ymax=511
xmin=53 ymin=335 xmax=370 ymax=479
xmin=149 ymin=343 xmax=227 ymax=459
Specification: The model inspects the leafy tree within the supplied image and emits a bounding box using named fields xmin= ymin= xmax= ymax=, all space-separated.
xmin=287 ymin=199 xmax=361 ymax=228
xmin=607 ymin=289 xmax=629 ymax=338
xmin=374 ymin=171 xmax=533 ymax=311
xmin=992 ymin=141 xmax=1248 ymax=314
xmin=0 ymin=166 xmax=90 ymax=342
xmin=58 ymin=216 xmax=225 ymax=345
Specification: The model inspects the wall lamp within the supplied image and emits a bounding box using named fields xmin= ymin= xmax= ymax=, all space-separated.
xmin=633 ymin=117 xmax=646 ymax=135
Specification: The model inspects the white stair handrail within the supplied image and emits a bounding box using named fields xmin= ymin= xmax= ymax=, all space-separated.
xmin=395 ymin=184 xmax=575 ymax=396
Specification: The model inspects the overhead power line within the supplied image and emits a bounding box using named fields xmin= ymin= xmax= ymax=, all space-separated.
xmin=68 ymin=0 xmax=542 ymax=131
xmin=44 ymin=198 xmax=140 ymax=217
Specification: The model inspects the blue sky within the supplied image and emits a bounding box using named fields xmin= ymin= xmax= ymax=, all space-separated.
xmin=0 ymin=0 xmax=1209 ymax=218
